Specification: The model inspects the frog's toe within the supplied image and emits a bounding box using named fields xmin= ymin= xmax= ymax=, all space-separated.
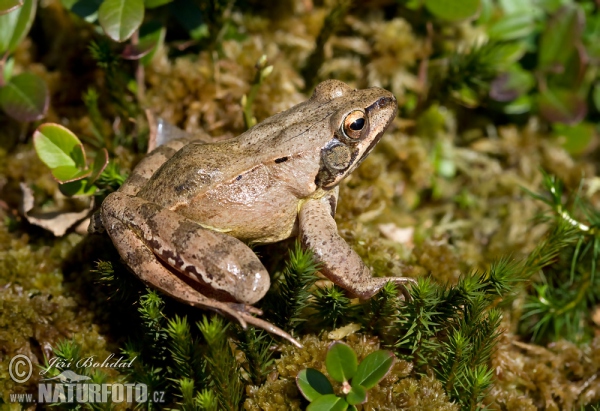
xmin=220 ymin=303 xmax=301 ymax=348
xmin=390 ymin=277 xmax=417 ymax=302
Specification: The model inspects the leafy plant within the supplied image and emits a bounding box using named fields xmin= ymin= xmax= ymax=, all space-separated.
xmin=33 ymin=123 xmax=111 ymax=196
xmin=520 ymin=173 xmax=600 ymax=343
xmin=296 ymin=341 xmax=395 ymax=410
xmin=0 ymin=0 xmax=48 ymax=122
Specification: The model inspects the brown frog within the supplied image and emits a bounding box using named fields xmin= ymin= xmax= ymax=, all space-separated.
xmin=97 ymin=80 xmax=415 ymax=347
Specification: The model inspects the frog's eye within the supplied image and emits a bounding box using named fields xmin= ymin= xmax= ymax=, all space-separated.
xmin=342 ymin=110 xmax=367 ymax=140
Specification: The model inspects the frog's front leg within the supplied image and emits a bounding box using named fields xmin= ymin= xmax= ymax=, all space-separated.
xmin=101 ymin=192 xmax=302 ymax=348
xmin=299 ymin=195 xmax=416 ymax=301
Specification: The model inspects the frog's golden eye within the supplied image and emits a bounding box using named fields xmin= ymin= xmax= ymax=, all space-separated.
xmin=342 ymin=110 xmax=367 ymax=140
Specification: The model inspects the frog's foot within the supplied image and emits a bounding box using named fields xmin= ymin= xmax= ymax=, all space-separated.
xmin=217 ymin=303 xmax=302 ymax=348
xmin=362 ymin=277 xmax=417 ymax=302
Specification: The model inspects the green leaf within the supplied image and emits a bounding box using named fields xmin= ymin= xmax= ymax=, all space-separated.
xmin=325 ymin=342 xmax=357 ymax=383
xmin=0 ymin=72 xmax=48 ymax=122
xmin=538 ymin=4 xmax=583 ymax=72
xmin=88 ymin=148 xmax=109 ymax=184
xmin=352 ymin=350 xmax=395 ymax=389
xmin=0 ymin=0 xmax=36 ymax=55
xmin=553 ymin=122 xmax=595 ymax=155
xmin=33 ymin=123 xmax=87 ymax=171
xmin=488 ymin=13 xmax=535 ymax=41
xmin=59 ymin=179 xmax=97 ymax=196
xmin=297 ymin=369 xmax=334 ymax=402
xmin=424 ymin=0 xmax=480 ymax=21
xmin=98 ymin=0 xmax=144 ymax=42
xmin=122 ymin=20 xmax=164 ymax=64
xmin=139 ymin=21 xmax=165 ymax=65
xmin=346 ymin=385 xmax=367 ymax=405
xmin=0 ymin=0 xmax=22 ymax=15
xmin=306 ymin=394 xmax=348 ymax=411
xmin=51 ymin=166 xmax=91 ymax=183
xmin=144 ymin=0 xmax=172 ymax=8
xmin=538 ymin=88 xmax=586 ymax=125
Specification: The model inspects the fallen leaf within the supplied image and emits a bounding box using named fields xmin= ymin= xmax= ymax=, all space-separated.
xmin=20 ymin=183 xmax=94 ymax=236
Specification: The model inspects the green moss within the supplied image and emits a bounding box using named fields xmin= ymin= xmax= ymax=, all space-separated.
xmin=244 ymin=334 xmax=455 ymax=410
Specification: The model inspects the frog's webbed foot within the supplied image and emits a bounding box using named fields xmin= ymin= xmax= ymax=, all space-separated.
xmin=299 ymin=196 xmax=416 ymax=301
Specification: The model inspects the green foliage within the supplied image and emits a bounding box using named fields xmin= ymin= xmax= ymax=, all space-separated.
xmin=311 ymin=285 xmax=355 ymax=329
xmin=394 ymin=260 xmax=524 ymax=410
xmin=33 ymin=123 xmax=110 ymax=196
xmin=0 ymin=72 xmax=48 ymax=122
xmin=234 ymin=328 xmax=274 ymax=386
xmin=297 ymin=342 xmax=395 ymax=410
xmin=197 ymin=316 xmax=244 ymax=410
xmin=98 ymin=0 xmax=145 ymax=42
xmin=520 ymin=173 xmax=600 ymax=343
xmin=0 ymin=0 xmax=23 ymax=15
xmin=0 ymin=0 xmax=46 ymax=123
xmin=263 ymin=240 xmax=320 ymax=332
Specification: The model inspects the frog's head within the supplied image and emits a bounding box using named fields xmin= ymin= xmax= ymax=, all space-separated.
xmin=312 ymin=79 xmax=397 ymax=189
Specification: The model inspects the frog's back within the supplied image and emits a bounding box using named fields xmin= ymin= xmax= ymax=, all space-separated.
xmin=136 ymin=139 xmax=253 ymax=209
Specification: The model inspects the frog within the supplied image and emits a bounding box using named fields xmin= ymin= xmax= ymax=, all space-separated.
xmin=95 ymin=80 xmax=415 ymax=347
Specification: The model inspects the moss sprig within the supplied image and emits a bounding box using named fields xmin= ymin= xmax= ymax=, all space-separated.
xmin=262 ymin=240 xmax=320 ymax=332
xmin=197 ymin=316 xmax=244 ymax=410
xmin=520 ymin=172 xmax=600 ymax=343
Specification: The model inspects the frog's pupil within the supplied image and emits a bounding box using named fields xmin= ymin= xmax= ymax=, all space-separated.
xmin=350 ymin=118 xmax=365 ymax=131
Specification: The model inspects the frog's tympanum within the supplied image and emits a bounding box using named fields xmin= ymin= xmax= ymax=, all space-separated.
xmin=97 ymin=80 xmax=415 ymax=347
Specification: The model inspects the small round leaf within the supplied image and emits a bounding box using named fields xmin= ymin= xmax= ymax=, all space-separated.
xmin=0 ymin=0 xmax=23 ymax=15
xmin=424 ymin=0 xmax=480 ymax=21
xmin=325 ymin=342 xmax=357 ymax=383
xmin=297 ymin=369 xmax=334 ymax=402
xmin=0 ymin=72 xmax=48 ymax=122
xmin=0 ymin=0 xmax=35 ymax=55
xmin=306 ymin=394 xmax=348 ymax=411
xmin=346 ymin=385 xmax=367 ymax=406
xmin=98 ymin=0 xmax=144 ymax=42
xmin=352 ymin=350 xmax=395 ymax=389
xmin=33 ymin=123 xmax=87 ymax=171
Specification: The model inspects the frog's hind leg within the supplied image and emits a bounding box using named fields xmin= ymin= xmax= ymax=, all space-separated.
xmin=101 ymin=193 xmax=302 ymax=348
